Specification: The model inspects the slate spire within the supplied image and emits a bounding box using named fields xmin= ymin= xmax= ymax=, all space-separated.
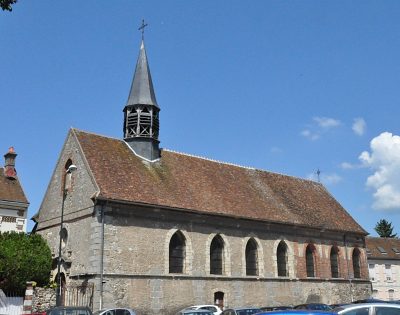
xmin=126 ymin=40 xmax=159 ymax=108
xmin=123 ymin=36 xmax=160 ymax=161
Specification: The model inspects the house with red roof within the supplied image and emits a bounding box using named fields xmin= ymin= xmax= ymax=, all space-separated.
xmin=34 ymin=36 xmax=371 ymax=314
xmin=0 ymin=147 xmax=29 ymax=233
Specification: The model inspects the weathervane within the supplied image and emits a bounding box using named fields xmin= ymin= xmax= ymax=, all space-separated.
xmin=316 ymin=168 xmax=321 ymax=183
xmin=138 ymin=19 xmax=148 ymax=40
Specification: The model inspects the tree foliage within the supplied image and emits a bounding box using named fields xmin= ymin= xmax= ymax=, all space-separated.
xmin=0 ymin=0 xmax=17 ymax=11
xmin=374 ymin=219 xmax=397 ymax=238
xmin=0 ymin=232 xmax=52 ymax=295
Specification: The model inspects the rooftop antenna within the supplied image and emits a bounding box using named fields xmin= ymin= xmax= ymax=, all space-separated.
xmin=138 ymin=19 xmax=148 ymax=40
xmin=316 ymin=168 xmax=321 ymax=183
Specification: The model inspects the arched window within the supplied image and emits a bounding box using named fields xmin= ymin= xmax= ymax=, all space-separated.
xmin=169 ymin=231 xmax=186 ymax=273
xmin=330 ymin=246 xmax=339 ymax=278
xmin=210 ymin=235 xmax=224 ymax=275
xmin=353 ymin=248 xmax=361 ymax=279
xmin=277 ymin=241 xmax=288 ymax=277
xmin=306 ymin=244 xmax=315 ymax=277
xmin=245 ymin=238 xmax=258 ymax=276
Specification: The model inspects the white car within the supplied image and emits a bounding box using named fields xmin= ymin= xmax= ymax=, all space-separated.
xmin=93 ymin=308 xmax=136 ymax=315
xmin=182 ymin=305 xmax=222 ymax=315
xmin=333 ymin=303 xmax=400 ymax=315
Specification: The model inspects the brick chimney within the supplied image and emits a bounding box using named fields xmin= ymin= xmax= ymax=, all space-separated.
xmin=4 ymin=147 xmax=17 ymax=179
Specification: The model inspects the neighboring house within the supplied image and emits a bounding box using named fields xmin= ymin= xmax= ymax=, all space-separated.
xmin=0 ymin=147 xmax=29 ymax=233
xmin=34 ymin=37 xmax=371 ymax=315
xmin=366 ymin=237 xmax=400 ymax=301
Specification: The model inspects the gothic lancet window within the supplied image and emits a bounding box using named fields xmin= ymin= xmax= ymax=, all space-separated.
xmin=277 ymin=241 xmax=288 ymax=277
xmin=210 ymin=235 xmax=224 ymax=275
xmin=306 ymin=244 xmax=315 ymax=277
xmin=330 ymin=246 xmax=339 ymax=278
xmin=245 ymin=238 xmax=258 ymax=276
xmin=169 ymin=231 xmax=186 ymax=273
xmin=353 ymin=248 xmax=361 ymax=279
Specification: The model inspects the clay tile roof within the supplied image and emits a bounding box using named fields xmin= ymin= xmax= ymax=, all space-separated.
xmin=366 ymin=237 xmax=400 ymax=260
xmin=74 ymin=129 xmax=366 ymax=234
xmin=0 ymin=168 xmax=28 ymax=204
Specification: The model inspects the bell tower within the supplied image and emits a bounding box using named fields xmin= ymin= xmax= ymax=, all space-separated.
xmin=123 ymin=22 xmax=160 ymax=161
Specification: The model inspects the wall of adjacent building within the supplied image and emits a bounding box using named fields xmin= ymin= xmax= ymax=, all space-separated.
xmin=369 ymin=259 xmax=400 ymax=301
xmin=0 ymin=207 xmax=26 ymax=233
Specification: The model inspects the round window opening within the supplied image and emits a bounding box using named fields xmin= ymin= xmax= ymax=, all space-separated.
xmin=60 ymin=228 xmax=68 ymax=249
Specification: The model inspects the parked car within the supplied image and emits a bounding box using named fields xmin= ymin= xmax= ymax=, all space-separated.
xmin=220 ymin=307 xmax=262 ymax=315
xmin=181 ymin=305 xmax=223 ymax=315
xmin=294 ymin=304 xmax=332 ymax=311
xmin=256 ymin=310 xmax=337 ymax=315
xmin=260 ymin=306 xmax=293 ymax=311
xmin=46 ymin=306 xmax=93 ymax=315
xmin=352 ymin=299 xmax=386 ymax=304
xmin=177 ymin=309 xmax=214 ymax=315
xmin=93 ymin=308 xmax=136 ymax=315
xmin=332 ymin=302 xmax=400 ymax=315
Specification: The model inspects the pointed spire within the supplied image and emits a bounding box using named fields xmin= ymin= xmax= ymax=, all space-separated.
xmin=126 ymin=40 xmax=159 ymax=108
xmin=123 ymin=29 xmax=161 ymax=161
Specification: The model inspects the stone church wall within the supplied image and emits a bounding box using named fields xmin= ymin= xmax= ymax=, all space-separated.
xmin=89 ymin=204 xmax=370 ymax=314
xmin=36 ymin=131 xmax=100 ymax=280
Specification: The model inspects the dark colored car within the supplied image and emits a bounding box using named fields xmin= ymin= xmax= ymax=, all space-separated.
xmin=294 ymin=304 xmax=332 ymax=311
xmin=256 ymin=311 xmax=337 ymax=315
xmin=46 ymin=306 xmax=93 ymax=315
xmin=220 ymin=307 xmax=262 ymax=315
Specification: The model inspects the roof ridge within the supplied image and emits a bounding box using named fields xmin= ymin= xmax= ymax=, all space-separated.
xmin=163 ymin=148 xmax=319 ymax=184
xmin=72 ymin=128 xmax=322 ymax=185
xmin=162 ymin=149 xmax=322 ymax=185
xmin=162 ymin=148 xmax=256 ymax=170
xmin=71 ymin=128 xmax=124 ymax=142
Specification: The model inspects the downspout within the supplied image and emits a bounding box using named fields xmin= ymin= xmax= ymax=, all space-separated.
xmin=344 ymin=234 xmax=353 ymax=302
xmin=99 ymin=202 xmax=106 ymax=310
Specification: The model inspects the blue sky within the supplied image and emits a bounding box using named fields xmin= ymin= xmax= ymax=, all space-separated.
xmin=1 ymin=1 xmax=400 ymax=234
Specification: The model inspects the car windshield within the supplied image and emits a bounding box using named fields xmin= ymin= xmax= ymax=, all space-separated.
xmin=236 ymin=309 xmax=261 ymax=315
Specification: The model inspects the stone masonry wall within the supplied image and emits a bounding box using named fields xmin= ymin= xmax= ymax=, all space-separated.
xmin=90 ymin=204 xmax=370 ymax=314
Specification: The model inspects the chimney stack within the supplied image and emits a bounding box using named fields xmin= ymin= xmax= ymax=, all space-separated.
xmin=4 ymin=147 xmax=17 ymax=179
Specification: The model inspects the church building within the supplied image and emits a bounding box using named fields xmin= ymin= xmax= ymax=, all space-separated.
xmin=34 ymin=35 xmax=371 ymax=314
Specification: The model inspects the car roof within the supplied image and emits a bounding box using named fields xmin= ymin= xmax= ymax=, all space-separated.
xmin=256 ymin=310 xmax=337 ymax=315
xmin=338 ymin=303 xmax=400 ymax=309
xmin=335 ymin=303 xmax=400 ymax=312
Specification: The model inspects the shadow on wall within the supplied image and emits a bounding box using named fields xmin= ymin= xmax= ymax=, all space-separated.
xmin=306 ymin=294 xmax=321 ymax=303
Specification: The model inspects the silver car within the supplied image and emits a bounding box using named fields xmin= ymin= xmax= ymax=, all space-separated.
xmin=93 ymin=308 xmax=136 ymax=315
xmin=333 ymin=303 xmax=400 ymax=315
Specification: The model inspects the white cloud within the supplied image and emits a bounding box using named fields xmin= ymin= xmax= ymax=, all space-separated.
xmin=307 ymin=171 xmax=342 ymax=185
xmin=270 ymin=146 xmax=283 ymax=154
xmin=301 ymin=129 xmax=320 ymax=141
xmin=340 ymin=162 xmax=356 ymax=170
xmin=340 ymin=161 xmax=364 ymax=170
xmin=352 ymin=118 xmax=366 ymax=136
xmin=301 ymin=116 xmax=341 ymax=141
xmin=359 ymin=132 xmax=400 ymax=212
xmin=313 ymin=117 xmax=341 ymax=129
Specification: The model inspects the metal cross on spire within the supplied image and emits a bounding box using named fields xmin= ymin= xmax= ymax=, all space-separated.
xmin=138 ymin=19 xmax=148 ymax=40
xmin=316 ymin=168 xmax=321 ymax=183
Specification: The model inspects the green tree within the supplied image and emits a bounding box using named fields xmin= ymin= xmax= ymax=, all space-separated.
xmin=0 ymin=232 xmax=52 ymax=295
xmin=0 ymin=0 xmax=17 ymax=11
xmin=374 ymin=219 xmax=397 ymax=238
